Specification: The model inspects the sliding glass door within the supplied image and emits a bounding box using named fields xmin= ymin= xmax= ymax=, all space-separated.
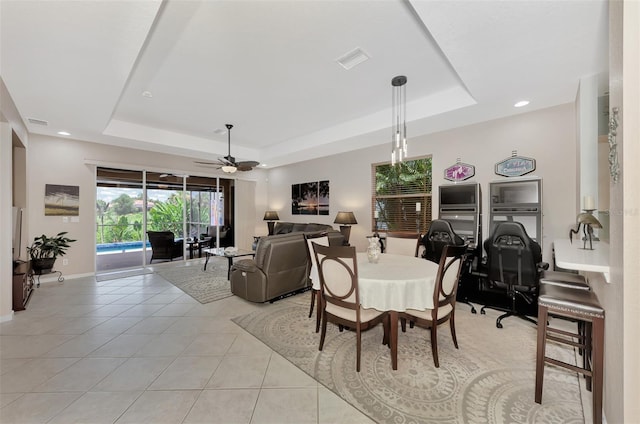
xmin=96 ymin=168 xmax=234 ymax=273
xmin=96 ymin=168 xmax=146 ymax=272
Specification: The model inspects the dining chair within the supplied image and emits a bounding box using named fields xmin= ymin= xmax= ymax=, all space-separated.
xmin=304 ymin=233 xmax=329 ymax=333
xmin=420 ymin=219 xmax=476 ymax=313
xmin=312 ymin=243 xmax=390 ymax=372
xmin=384 ymin=232 xmax=421 ymax=257
xmin=400 ymin=244 xmax=467 ymax=367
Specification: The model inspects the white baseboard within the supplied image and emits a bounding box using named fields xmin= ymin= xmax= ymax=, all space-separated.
xmin=0 ymin=311 xmax=15 ymax=322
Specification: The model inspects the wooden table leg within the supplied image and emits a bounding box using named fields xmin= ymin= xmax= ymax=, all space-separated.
xmin=390 ymin=310 xmax=398 ymax=370
xmin=227 ymin=257 xmax=233 ymax=279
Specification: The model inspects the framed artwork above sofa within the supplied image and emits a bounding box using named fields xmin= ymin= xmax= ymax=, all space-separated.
xmin=291 ymin=180 xmax=329 ymax=215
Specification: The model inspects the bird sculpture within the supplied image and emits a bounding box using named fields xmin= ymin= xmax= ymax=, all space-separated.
xmin=569 ymin=212 xmax=603 ymax=250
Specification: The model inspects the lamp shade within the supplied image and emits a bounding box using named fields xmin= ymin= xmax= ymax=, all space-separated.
xmin=263 ymin=211 xmax=280 ymax=221
xmin=334 ymin=211 xmax=357 ymax=225
xmin=221 ymin=165 xmax=237 ymax=173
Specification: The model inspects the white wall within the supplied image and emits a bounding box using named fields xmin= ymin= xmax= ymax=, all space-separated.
xmin=267 ymin=102 xmax=577 ymax=264
xmin=0 ymin=121 xmax=13 ymax=321
xmin=599 ymin=1 xmax=640 ymax=422
xmin=1 ymin=76 xmax=29 ymax=321
xmin=26 ymin=134 xmax=267 ymax=277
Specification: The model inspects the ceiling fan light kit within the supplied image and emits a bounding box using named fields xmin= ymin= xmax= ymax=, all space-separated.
xmin=195 ymin=123 xmax=259 ymax=172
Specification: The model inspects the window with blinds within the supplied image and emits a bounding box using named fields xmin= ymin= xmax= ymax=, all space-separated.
xmin=372 ymin=156 xmax=432 ymax=234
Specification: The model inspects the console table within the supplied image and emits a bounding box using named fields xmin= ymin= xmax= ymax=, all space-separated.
xmin=553 ymin=239 xmax=610 ymax=282
xmin=12 ymin=261 xmax=34 ymax=311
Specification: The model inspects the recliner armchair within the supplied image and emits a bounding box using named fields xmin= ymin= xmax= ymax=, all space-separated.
xmin=147 ymin=231 xmax=184 ymax=263
xmin=481 ymin=221 xmax=547 ymax=328
xmin=230 ymin=233 xmax=310 ymax=302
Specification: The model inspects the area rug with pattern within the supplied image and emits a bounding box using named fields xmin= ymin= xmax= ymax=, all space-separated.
xmin=232 ymin=297 xmax=585 ymax=424
xmin=155 ymin=258 xmax=233 ymax=304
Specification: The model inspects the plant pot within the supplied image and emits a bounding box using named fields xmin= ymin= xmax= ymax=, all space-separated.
xmin=32 ymin=258 xmax=56 ymax=275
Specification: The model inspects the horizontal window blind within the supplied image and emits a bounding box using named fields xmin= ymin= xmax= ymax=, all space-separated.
xmin=372 ymin=157 xmax=432 ymax=234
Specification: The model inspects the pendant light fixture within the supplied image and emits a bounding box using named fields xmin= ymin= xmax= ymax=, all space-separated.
xmin=391 ymin=75 xmax=407 ymax=165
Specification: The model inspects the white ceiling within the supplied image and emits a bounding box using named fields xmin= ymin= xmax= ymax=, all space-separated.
xmin=1 ymin=0 xmax=608 ymax=169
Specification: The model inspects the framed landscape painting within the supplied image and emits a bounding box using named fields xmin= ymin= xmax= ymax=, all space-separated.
xmin=291 ymin=180 xmax=330 ymax=215
xmin=45 ymin=184 xmax=80 ymax=216
xmin=318 ymin=180 xmax=329 ymax=215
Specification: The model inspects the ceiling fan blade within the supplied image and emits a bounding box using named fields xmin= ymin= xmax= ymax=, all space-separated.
xmin=236 ymin=160 xmax=260 ymax=171
xmin=194 ymin=160 xmax=221 ymax=166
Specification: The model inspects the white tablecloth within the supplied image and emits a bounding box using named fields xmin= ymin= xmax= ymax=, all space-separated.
xmin=312 ymin=252 xmax=440 ymax=312
xmin=357 ymin=253 xmax=440 ymax=312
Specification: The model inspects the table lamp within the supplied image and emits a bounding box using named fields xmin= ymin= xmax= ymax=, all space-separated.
xmin=263 ymin=211 xmax=280 ymax=235
xmin=334 ymin=211 xmax=357 ymax=244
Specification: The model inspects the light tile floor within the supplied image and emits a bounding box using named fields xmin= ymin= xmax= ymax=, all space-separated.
xmin=1 ymin=267 xmax=375 ymax=424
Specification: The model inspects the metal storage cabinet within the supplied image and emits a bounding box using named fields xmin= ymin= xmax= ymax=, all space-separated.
xmin=488 ymin=177 xmax=542 ymax=245
xmin=438 ymin=182 xmax=482 ymax=251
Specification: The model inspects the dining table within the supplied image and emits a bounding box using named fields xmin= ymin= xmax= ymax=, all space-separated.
xmin=312 ymin=252 xmax=441 ymax=370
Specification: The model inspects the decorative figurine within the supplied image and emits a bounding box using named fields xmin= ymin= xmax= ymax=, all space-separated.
xmin=569 ymin=212 xmax=602 ymax=250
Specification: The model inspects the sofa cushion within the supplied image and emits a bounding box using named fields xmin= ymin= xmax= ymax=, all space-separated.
xmin=291 ymin=223 xmax=308 ymax=232
xmin=305 ymin=223 xmax=330 ymax=232
xmin=274 ymin=222 xmax=293 ymax=234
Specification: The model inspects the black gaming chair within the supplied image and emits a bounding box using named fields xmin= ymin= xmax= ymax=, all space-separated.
xmin=421 ymin=219 xmax=465 ymax=262
xmin=420 ymin=219 xmax=475 ymax=313
xmin=481 ymin=221 xmax=547 ymax=328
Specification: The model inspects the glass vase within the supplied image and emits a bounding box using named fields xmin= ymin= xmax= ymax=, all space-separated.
xmin=367 ymin=236 xmax=381 ymax=263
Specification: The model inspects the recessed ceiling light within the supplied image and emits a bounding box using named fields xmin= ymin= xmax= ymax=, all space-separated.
xmin=514 ymin=100 xmax=530 ymax=108
xmin=57 ymin=131 xmax=71 ymax=136
xmin=261 ymin=164 xmax=267 ymax=167
xmin=142 ymin=91 xmax=153 ymax=98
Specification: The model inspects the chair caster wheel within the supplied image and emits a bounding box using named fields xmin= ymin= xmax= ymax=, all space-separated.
xmin=496 ymin=322 xmax=503 ymax=329
xmin=480 ymin=309 xmax=486 ymax=315
xmin=471 ymin=307 xmax=477 ymax=314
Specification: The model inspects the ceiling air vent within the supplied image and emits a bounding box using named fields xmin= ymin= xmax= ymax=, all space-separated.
xmin=336 ymin=47 xmax=370 ymax=70
xmin=27 ymin=117 xmax=48 ymax=126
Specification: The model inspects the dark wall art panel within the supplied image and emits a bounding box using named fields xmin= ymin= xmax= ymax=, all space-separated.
xmin=292 ymin=180 xmax=330 ymax=215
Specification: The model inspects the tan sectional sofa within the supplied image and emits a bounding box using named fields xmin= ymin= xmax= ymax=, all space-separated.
xmin=272 ymin=221 xmax=344 ymax=245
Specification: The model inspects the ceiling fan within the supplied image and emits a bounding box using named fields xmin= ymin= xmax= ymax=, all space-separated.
xmin=195 ymin=124 xmax=259 ymax=173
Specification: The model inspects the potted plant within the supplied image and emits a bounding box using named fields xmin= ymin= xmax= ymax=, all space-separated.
xmin=27 ymin=232 xmax=76 ymax=275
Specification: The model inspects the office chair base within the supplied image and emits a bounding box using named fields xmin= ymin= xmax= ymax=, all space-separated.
xmin=496 ymin=311 xmax=537 ymax=328
xmin=480 ymin=304 xmax=537 ymax=328
xmin=461 ymin=300 xmax=477 ymax=314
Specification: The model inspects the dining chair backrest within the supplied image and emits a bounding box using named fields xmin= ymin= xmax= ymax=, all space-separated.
xmin=313 ymin=244 xmax=360 ymax=318
xmin=385 ymin=232 xmax=421 ymax=257
xmin=305 ymin=234 xmax=329 ymax=287
xmin=433 ymin=244 xmax=468 ymax=314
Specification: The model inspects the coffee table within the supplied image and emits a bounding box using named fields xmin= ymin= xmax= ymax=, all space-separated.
xmin=202 ymin=247 xmax=255 ymax=279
